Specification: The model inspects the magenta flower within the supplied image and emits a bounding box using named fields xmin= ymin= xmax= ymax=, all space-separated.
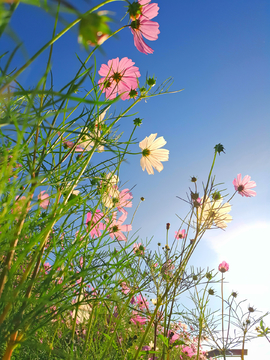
xmin=130 ymin=311 xmax=148 ymax=325
xmin=218 ymin=261 xmax=229 ymax=273
xmin=133 ymin=242 xmax=145 ymax=255
xmin=182 ymin=345 xmax=196 ymax=358
xmin=57 ymin=132 xmax=84 ymax=152
xmin=38 ymin=191 xmax=50 ymax=209
xmin=116 ymin=188 xmax=133 ymax=213
xmin=121 ymin=281 xmax=130 ymax=295
xmin=102 ymin=186 xmax=133 ymax=213
xmin=98 ymin=57 xmax=140 ymax=100
xmin=86 ymin=209 xmax=106 ymax=238
xmin=233 ymin=174 xmax=256 ymax=197
xmin=136 ymin=294 xmax=149 ymax=309
xmin=107 ymin=211 xmax=132 ymax=241
xmin=175 ymin=229 xmax=186 ymax=240
xmin=130 ymin=0 xmax=160 ymax=54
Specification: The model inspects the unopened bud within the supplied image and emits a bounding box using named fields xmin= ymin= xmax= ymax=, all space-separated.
xmin=166 ymin=223 xmax=170 ymax=230
xmin=208 ymin=288 xmax=215 ymax=295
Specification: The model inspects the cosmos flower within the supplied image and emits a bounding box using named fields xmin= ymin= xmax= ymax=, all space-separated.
xmin=233 ymin=174 xmax=256 ymax=197
xmin=136 ymin=294 xmax=149 ymax=309
xmin=218 ymin=261 xmax=229 ymax=273
xmin=107 ymin=211 xmax=132 ymax=241
xmin=57 ymin=132 xmax=84 ymax=152
xmin=129 ymin=0 xmax=160 ymax=54
xmin=101 ymin=172 xmax=123 ymax=208
xmin=199 ymin=196 xmax=232 ymax=229
xmin=79 ymin=108 xmax=109 ymax=152
xmin=133 ymin=242 xmax=145 ymax=255
xmin=71 ymin=295 xmax=92 ymax=324
xmin=98 ymin=57 xmax=140 ymax=100
xmin=38 ymin=191 xmax=50 ymax=209
xmin=130 ymin=311 xmax=148 ymax=325
xmin=175 ymin=229 xmax=186 ymax=239
xmin=139 ymin=133 xmax=169 ymax=175
xmin=102 ymin=186 xmax=133 ymax=213
xmin=85 ymin=209 xmax=106 ymax=238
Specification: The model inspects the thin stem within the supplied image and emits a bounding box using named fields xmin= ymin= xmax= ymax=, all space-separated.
xmin=221 ymin=272 xmax=225 ymax=360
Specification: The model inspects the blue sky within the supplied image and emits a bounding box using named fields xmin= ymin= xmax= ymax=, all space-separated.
xmin=2 ymin=0 xmax=270 ymax=357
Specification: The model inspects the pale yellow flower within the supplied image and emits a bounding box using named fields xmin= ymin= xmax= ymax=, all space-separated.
xmin=79 ymin=108 xmax=108 ymax=152
xmin=101 ymin=172 xmax=120 ymax=208
xmin=151 ymin=298 xmax=157 ymax=305
xmin=199 ymin=196 xmax=232 ymax=229
xmin=71 ymin=296 xmax=92 ymax=324
xmin=139 ymin=133 xmax=169 ymax=175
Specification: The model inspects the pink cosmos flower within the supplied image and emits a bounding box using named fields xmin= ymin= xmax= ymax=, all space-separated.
xmin=102 ymin=186 xmax=133 ymax=213
xmin=13 ymin=195 xmax=31 ymax=219
xmin=130 ymin=311 xmax=148 ymax=325
xmin=57 ymin=132 xmax=84 ymax=152
xmin=182 ymin=345 xmax=196 ymax=358
xmin=107 ymin=211 xmax=132 ymax=241
xmin=38 ymin=191 xmax=50 ymax=209
xmin=133 ymin=242 xmax=145 ymax=255
xmin=175 ymin=229 xmax=186 ymax=240
xmin=98 ymin=57 xmax=141 ymax=100
xmin=121 ymin=281 xmax=130 ymax=295
xmin=130 ymin=0 xmax=160 ymax=54
xmin=136 ymin=294 xmax=149 ymax=309
xmin=218 ymin=261 xmax=229 ymax=273
xmin=86 ymin=209 xmax=106 ymax=238
xmin=233 ymin=174 xmax=256 ymax=197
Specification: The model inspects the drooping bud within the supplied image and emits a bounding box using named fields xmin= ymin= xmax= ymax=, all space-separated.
xmin=128 ymin=2 xmax=143 ymax=20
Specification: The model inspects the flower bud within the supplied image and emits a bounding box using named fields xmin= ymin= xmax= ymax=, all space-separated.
xmin=212 ymin=191 xmax=221 ymax=201
xmin=208 ymin=288 xmax=215 ymax=295
xmin=166 ymin=223 xmax=170 ymax=230
xmin=214 ymin=143 xmax=225 ymax=155
xmin=191 ymin=176 xmax=197 ymax=182
xmin=140 ymin=197 xmax=145 ymax=201
xmin=128 ymin=2 xmax=142 ymax=20
xmin=147 ymin=77 xmax=156 ymax=87
xmin=218 ymin=261 xmax=229 ymax=273
xmin=205 ymin=272 xmax=212 ymax=280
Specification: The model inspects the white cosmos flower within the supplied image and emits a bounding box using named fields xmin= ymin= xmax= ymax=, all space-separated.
xmin=101 ymin=172 xmax=120 ymax=208
xmin=71 ymin=295 xmax=92 ymax=324
xmin=79 ymin=108 xmax=109 ymax=152
xmin=139 ymin=133 xmax=169 ymax=175
xmin=198 ymin=196 xmax=232 ymax=229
